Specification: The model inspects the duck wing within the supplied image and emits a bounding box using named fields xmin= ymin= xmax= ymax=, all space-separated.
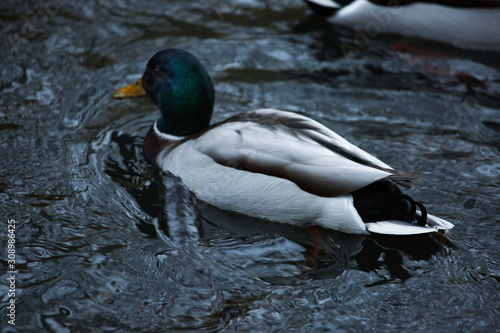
xmin=195 ymin=109 xmax=417 ymax=197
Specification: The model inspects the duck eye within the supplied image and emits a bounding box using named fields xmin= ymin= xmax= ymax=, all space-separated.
xmin=152 ymin=64 xmax=170 ymax=78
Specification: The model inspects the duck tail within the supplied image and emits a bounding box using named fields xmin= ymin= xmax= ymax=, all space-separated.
xmin=304 ymin=0 xmax=342 ymax=17
xmin=364 ymin=199 xmax=454 ymax=235
xmin=423 ymin=213 xmax=455 ymax=230
xmin=365 ymin=214 xmax=454 ymax=235
xmin=352 ymin=181 xmax=454 ymax=235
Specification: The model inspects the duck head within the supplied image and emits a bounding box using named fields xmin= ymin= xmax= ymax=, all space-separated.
xmin=112 ymin=48 xmax=215 ymax=136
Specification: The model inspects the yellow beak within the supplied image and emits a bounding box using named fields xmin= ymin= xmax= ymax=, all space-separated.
xmin=111 ymin=77 xmax=147 ymax=99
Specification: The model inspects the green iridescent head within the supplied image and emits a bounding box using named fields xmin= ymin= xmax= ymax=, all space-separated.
xmin=112 ymin=48 xmax=215 ymax=136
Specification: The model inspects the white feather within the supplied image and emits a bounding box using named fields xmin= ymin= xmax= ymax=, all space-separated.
xmin=331 ymin=0 xmax=500 ymax=51
xmin=255 ymin=109 xmax=393 ymax=170
xmin=305 ymin=0 xmax=341 ymax=9
xmin=159 ymin=144 xmax=369 ymax=234
xmin=366 ymin=221 xmax=440 ymax=235
xmin=195 ymin=109 xmax=396 ymax=196
xmin=424 ymin=213 xmax=455 ymax=230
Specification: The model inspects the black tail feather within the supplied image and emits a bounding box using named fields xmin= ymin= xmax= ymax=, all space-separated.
xmin=352 ymin=181 xmax=426 ymax=225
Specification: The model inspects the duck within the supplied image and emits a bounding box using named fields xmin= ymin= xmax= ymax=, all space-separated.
xmin=111 ymin=48 xmax=454 ymax=235
xmin=303 ymin=0 xmax=500 ymax=52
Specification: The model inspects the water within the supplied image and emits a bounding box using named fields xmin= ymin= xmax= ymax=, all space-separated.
xmin=1 ymin=0 xmax=499 ymax=331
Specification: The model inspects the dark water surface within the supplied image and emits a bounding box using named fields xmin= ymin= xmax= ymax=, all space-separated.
xmin=1 ymin=0 xmax=499 ymax=332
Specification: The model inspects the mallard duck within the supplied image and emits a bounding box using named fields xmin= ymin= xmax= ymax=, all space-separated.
xmin=304 ymin=0 xmax=500 ymax=51
xmin=111 ymin=48 xmax=454 ymax=235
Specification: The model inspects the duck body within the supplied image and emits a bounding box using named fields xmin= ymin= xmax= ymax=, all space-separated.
xmin=146 ymin=109 xmax=385 ymax=234
xmin=112 ymin=48 xmax=454 ymax=235
xmin=305 ymin=0 xmax=500 ymax=51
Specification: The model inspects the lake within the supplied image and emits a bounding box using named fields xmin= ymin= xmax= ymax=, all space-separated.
xmin=1 ymin=0 xmax=499 ymax=331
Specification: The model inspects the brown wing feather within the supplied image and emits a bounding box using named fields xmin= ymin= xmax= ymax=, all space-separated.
xmin=222 ymin=110 xmax=418 ymax=188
